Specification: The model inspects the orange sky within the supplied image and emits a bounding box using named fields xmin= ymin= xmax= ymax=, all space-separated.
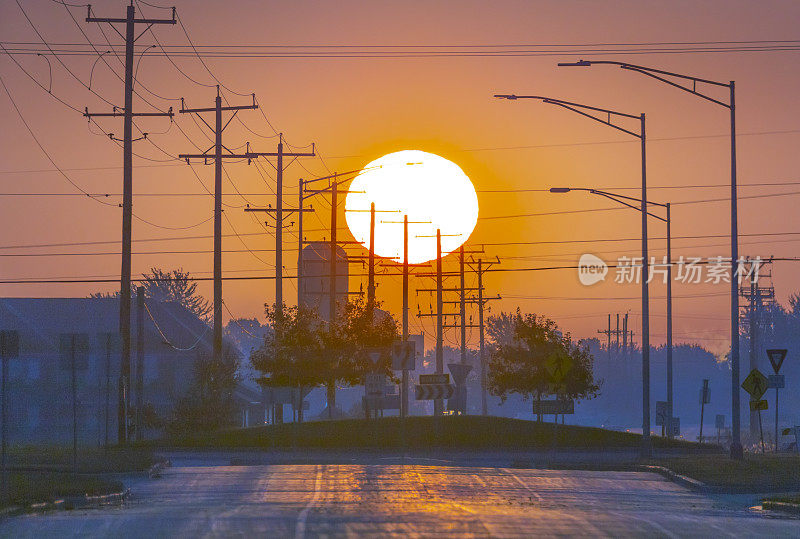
xmin=2 ymin=0 xmax=800 ymax=355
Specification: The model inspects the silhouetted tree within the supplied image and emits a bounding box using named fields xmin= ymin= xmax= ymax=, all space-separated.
xmin=487 ymin=310 xmax=598 ymax=418
xmin=90 ymin=267 xmax=211 ymax=321
xmin=318 ymin=298 xmax=399 ymax=418
xmin=167 ymin=347 xmax=240 ymax=436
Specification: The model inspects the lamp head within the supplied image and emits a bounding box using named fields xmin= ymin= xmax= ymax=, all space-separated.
xmin=493 ymin=94 xmax=517 ymax=100
xmin=549 ymin=187 xmax=572 ymax=193
xmin=557 ymin=60 xmax=592 ymax=67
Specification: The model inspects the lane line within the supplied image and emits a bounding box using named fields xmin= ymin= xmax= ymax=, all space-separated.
xmin=294 ymin=465 xmax=323 ymax=539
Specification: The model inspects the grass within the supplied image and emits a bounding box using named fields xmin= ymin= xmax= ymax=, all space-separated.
xmin=1 ymin=471 xmax=123 ymax=509
xmin=763 ymin=494 xmax=800 ymax=504
xmin=653 ymin=454 xmax=800 ymax=490
xmin=151 ymin=415 xmax=711 ymax=451
xmin=7 ymin=446 xmax=157 ymax=474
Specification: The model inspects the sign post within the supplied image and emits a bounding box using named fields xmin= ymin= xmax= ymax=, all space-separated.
xmin=715 ymin=414 xmax=725 ymax=445
xmin=699 ymin=379 xmax=710 ymax=442
xmin=766 ymin=349 xmax=787 ymax=452
xmin=0 ymin=330 xmax=20 ymax=502
xmin=655 ymin=401 xmax=668 ymax=437
xmin=742 ymin=368 xmax=769 ymax=453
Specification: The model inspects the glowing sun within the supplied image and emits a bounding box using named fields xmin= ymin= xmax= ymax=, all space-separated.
xmin=344 ymin=150 xmax=479 ymax=264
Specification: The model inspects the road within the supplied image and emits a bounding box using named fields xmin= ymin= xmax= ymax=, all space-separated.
xmin=2 ymin=459 xmax=798 ymax=537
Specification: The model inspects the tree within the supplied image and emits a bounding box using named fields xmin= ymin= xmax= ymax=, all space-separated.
xmin=167 ymin=346 xmax=240 ymax=436
xmin=318 ymin=298 xmax=399 ymax=418
xmin=90 ymin=267 xmax=211 ymax=321
xmin=250 ymin=304 xmax=327 ymax=398
xmin=487 ymin=310 xmax=598 ymax=418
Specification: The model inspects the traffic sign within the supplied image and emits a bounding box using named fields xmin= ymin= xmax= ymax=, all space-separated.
xmin=415 ymin=384 xmax=453 ymax=400
xmin=669 ymin=417 xmax=680 ymax=437
xmin=715 ymin=414 xmax=725 ymax=429
xmin=768 ymin=374 xmax=785 ymax=389
xmin=419 ymin=373 xmax=449 ymax=385
xmin=766 ymin=349 xmax=787 ymax=374
xmin=447 ymin=363 xmax=472 ymax=386
xmin=367 ymin=347 xmax=388 ymax=367
xmin=391 ymin=340 xmax=416 ymax=371
xmin=545 ymin=352 xmax=572 ymax=383
xmin=749 ymin=399 xmax=768 ymax=411
xmin=655 ymin=401 xmax=668 ymax=426
xmin=365 ymin=373 xmax=386 ymax=396
xmin=0 ymin=330 xmax=19 ymax=358
xmin=741 ymin=368 xmax=768 ymax=400
xmin=532 ymin=399 xmax=574 ymax=415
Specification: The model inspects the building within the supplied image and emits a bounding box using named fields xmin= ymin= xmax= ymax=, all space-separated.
xmin=299 ymin=241 xmax=349 ymax=321
xmin=0 ymin=297 xmax=256 ymax=445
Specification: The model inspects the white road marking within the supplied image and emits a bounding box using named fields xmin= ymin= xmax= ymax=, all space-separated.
xmin=294 ymin=465 xmax=323 ymax=539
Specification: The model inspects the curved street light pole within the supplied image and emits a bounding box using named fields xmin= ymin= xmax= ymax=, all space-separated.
xmin=558 ymin=60 xmax=741 ymax=459
xmin=495 ymin=94 xmax=652 ymax=457
xmin=552 ymin=188 xmax=673 ymax=438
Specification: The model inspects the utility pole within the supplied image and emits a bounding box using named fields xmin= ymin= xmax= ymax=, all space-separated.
xmin=244 ymin=137 xmax=315 ymax=315
xmin=368 ymin=202 xmax=376 ymax=318
xmin=179 ymin=88 xmax=258 ymax=366
xmin=598 ymin=315 xmax=612 ymax=360
xmin=301 ymin=171 xmax=365 ymax=418
xmin=435 ymin=229 xmax=444 ymax=416
xmin=459 ymin=246 xmax=466 ymax=366
xmin=84 ymin=3 xmax=175 ymax=445
xmin=381 ymin=214 xmax=431 ymax=418
xmin=136 ymin=287 xmax=144 ymax=442
xmin=464 ymin=256 xmax=500 ymax=416
xmin=623 ymin=313 xmax=628 ymax=352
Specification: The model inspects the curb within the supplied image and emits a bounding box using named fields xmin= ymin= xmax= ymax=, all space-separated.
xmin=1 ymin=488 xmax=131 ymax=519
xmin=637 ymin=465 xmax=711 ymax=492
xmin=147 ymin=459 xmax=171 ymax=478
xmin=762 ymin=501 xmax=800 ymax=515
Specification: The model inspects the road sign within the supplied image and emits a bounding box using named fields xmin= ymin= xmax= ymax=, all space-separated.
xmin=715 ymin=414 xmax=725 ymax=429
xmin=766 ymin=348 xmax=787 ymax=374
xmin=367 ymin=347 xmax=388 ymax=367
xmin=447 ymin=363 xmax=472 ymax=386
xmin=532 ymin=399 xmax=574 ymax=415
xmin=741 ymin=368 xmax=768 ymax=400
xmin=655 ymin=401 xmax=668 ymax=426
xmin=363 ymin=394 xmax=400 ymax=410
xmin=749 ymin=399 xmax=768 ymax=411
xmin=391 ymin=340 xmax=416 ymax=371
xmin=545 ymin=353 xmax=572 ymax=383
xmin=768 ymin=374 xmax=785 ymax=389
xmin=415 ymin=383 xmax=453 ymax=400
xmin=365 ymin=373 xmax=386 ymax=396
xmin=669 ymin=417 xmax=680 ymax=437
xmin=419 ymin=373 xmax=449 ymax=385
xmin=0 ymin=330 xmax=19 ymax=358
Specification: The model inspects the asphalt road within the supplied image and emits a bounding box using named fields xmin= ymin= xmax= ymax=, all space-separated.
xmin=2 ymin=460 xmax=799 ymax=537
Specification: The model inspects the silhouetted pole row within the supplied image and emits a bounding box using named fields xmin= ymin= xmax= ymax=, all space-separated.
xmin=558 ymin=60 xmax=742 ymax=458
xmin=465 ymin=256 xmax=501 ymax=416
xmin=83 ymin=3 xmax=175 ymax=444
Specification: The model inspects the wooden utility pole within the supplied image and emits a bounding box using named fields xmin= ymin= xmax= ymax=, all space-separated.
xmin=244 ymin=138 xmax=315 ymax=314
xmin=179 ymin=88 xmax=258 ymax=366
xmin=84 ymin=4 xmax=175 ymax=444
xmin=435 ymin=229 xmax=444 ymax=416
xmin=464 ymin=256 xmax=500 ymax=416
xmin=136 ymin=287 xmax=144 ymax=441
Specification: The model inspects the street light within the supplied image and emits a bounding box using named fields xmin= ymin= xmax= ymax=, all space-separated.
xmin=558 ymin=59 xmax=742 ymax=459
xmin=550 ymin=187 xmax=674 ymax=439
xmin=495 ymin=93 xmax=652 ymax=457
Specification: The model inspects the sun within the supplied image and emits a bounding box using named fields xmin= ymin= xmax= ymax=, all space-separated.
xmin=344 ymin=150 xmax=479 ymax=264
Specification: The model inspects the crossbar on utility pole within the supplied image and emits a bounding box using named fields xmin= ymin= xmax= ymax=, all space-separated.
xmin=84 ymin=3 xmax=175 ymax=445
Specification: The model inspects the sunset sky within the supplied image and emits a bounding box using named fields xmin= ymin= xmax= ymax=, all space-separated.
xmin=2 ymin=0 xmax=800 ymax=355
